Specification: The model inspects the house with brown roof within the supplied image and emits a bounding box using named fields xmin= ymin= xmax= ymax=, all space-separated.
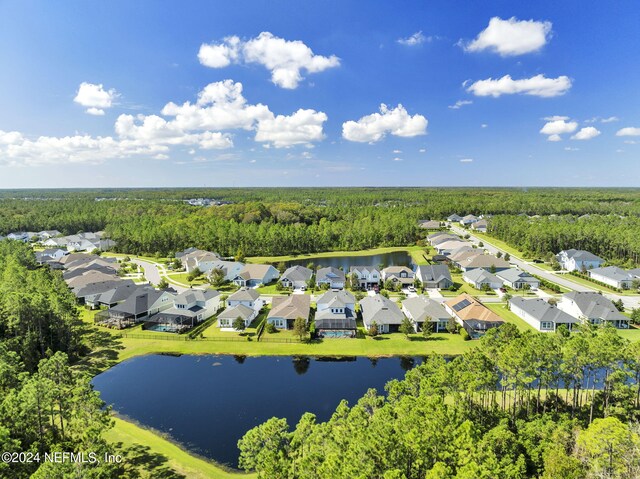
xmin=455 ymin=254 xmax=510 ymax=272
xmin=444 ymin=294 xmax=504 ymax=338
xmin=267 ymin=294 xmax=311 ymax=329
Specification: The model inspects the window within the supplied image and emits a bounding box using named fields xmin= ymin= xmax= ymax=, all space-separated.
xmin=220 ymin=319 xmax=230 ymax=327
xmin=540 ymin=321 xmax=553 ymax=330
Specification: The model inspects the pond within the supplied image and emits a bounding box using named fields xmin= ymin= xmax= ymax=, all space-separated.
xmin=92 ymin=354 xmax=422 ymax=469
xmin=284 ymin=251 xmax=413 ymax=270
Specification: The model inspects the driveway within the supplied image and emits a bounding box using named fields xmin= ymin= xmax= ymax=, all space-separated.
xmin=132 ymin=258 xmax=189 ymax=293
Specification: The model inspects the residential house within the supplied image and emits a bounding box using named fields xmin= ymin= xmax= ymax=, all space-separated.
xmin=7 ymin=232 xmax=30 ymax=242
xmin=149 ymin=289 xmax=221 ymax=330
xmin=267 ymin=294 xmax=311 ymax=329
xmin=101 ymin=289 xmax=175 ymax=326
xmin=43 ymin=237 xmax=70 ymax=248
xmin=444 ymin=294 xmax=504 ymax=338
xmin=471 ymin=219 xmax=488 ymax=233
xmin=448 ymin=249 xmax=481 ymax=264
xmin=382 ymin=266 xmax=415 ymax=287
xmin=232 ymin=264 xmax=280 ymax=287
xmin=315 ymin=290 xmax=356 ymax=337
xmin=509 ymin=297 xmax=577 ymax=332
xmin=175 ymin=247 xmax=200 ymax=260
xmin=460 ymin=215 xmax=479 ymax=226
xmin=447 ymin=214 xmax=463 ymax=222
xmin=435 ymin=240 xmax=470 ymax=255
xmin=180 ymin=249 xmax=222 ymax=274
xmin=37 ymin=230 xmax=62 ymax=240
xmin=456 ymin=254 xmax=510 ymax=272
xmin=588 ymin=266 xmax=634 ymax=290
xmin=557 ymin=292 xmax=629 ymax=328
xmin=462 ymin=268 xmax=503 ymax=290
xmin=280 ymin=265 xmax=313 ymax=290
xmin=207 ymin=260 xmax=245 ymax=282
xmin=414 ymin=264 xmax=453 ymax=289
xmin=429 ymin=234 xmax=461 ymax=246
xmin=418 ymin=220 xmax=441 ymax=230
xmin=218 ymin=304 xmax=258 ymax=329
xmin=74 ymin=279 xmax=133 ymax=306
xmin=496 ymin=269 xmax=540 ymax=290
xmin=93 ymin=282 xmax=147 ymax=308
xmin=359 ymin=294 xmax=405 ymax=333
xmin=401 ymin=296 xmax=451 ymax=332
xmin=226 ymin=288 xmax=263 ymax=311
xmin=316 ymin=267 xmax=346 ymax=290
xmin=349 ymin=266 xmax=381 ymax=290
xmin=66 ymin=270 xmax=119 ymax=289
xmin=35 ymin=248 xmax=67 ymax=264
xmin=556 ymin=249 xmax=604 ymax=272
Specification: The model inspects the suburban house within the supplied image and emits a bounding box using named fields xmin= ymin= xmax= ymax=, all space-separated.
xmin=207 ymin=260 xmax=245 ymax=282
xmin=448 ymin=249 xmax=481 ymax=264
xmin=92 ymin=282 xmax=145 ymax=308
xmin=314 ymin=290 xmax=356 ymax=338
xmin=588 ymin=266 xmax=634 ymax=290
xmin=418 ymin=220 xmax=441 ymax=230
xmin=456 ymin=254 xmax=510 ymax=272
xmin=435 ymin=240 xmax=470 ymax=255
xmin=180 ymin=249 xmax=222 ymax=274
xmin=349 ymin=266 xmax=381 ymax=290
xmin=382 ymin=266 xmax=415 ymax=287
xmin=401 ymin=296 xmax=451 ymax=332
xmin=76 ymin=279 xmax=135 ymax=307
xmin=218 ymin=304 xmax=258 ymax=329
xmin=35 ymin=248 xmax=67 ymax=264
xmin=43 ymin=237 xmax=70 ymax=248
xmin=98 ymin=289 xmax=175 ymax=328
xmin=37 ymin=230 xmax=62 ymax=240
xmin=444 ymin=294 xmax=504 ymax=338
xmin=414 ymin=264 xmax=453 ymax=289
xmin=175 ymin=247 xmax=200 ymax=260
xmin=471 ymin=219 xmax=488 ymax=233
xmin=460 ymin=215 xmax=479 ymax=226
xmin=280 ymin=265 xmax=313 ymax=290
xmin=232 ymin=264 xmax=280 ymax=287
xmin=557 ymin=292 xmax=629 ymax=328
xmin=267 ymin=294 xmax=311 ymax=329
xmin=359 ymin=294 xmax=405 ymax=333
xmin=462 ymin=268 xmax=503 ymax=290
xmin=428 ymin=233 xmax=460 ymax=246
xmin=509 ymin=297 xmax=577 ymax=332
xmin=226 ymin=287 xmax=263 ymax=310
xmin=556 ymin=249 xmax=604 ymax=272
xmin=496 ymin=269 xmax=540 ymax=290
xmin=447 ymin=214 xmax=463 ymax=223
xmin=148 ymin=289 xmax=221 ymax=330
xmin=316 ymin=267 xmax=346 ymax=289
xmin=66 ymin=270 xmax=119 ymax=289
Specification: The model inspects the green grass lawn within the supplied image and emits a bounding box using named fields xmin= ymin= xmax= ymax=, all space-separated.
xmin=105 ymin=417 xmax=255 ymax=479
xmin=617 ymin=327 xmax=640 ymax=342
xmin=485 ymin=303 xmax=535 ymax=332
xmin=246 ymin=245 xmax=430 ymax=265
xmin=472 ymin=233 xmax=530 ymax=260
xmin=559 ymin=272 xmax=638 ymax=295
xmin=167 ymin=272 xmax=209 ymax=287
xmin=202 ymin=311 xmax=266 ymax=339
xmin=440 ymin=274 xmax=497 ymax=297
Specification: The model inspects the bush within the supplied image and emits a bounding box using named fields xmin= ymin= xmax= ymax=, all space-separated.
xmin=460 ymin=329 xmax=470 ymax=341
xmin=266 ymin=323 xmax=277 ymax=334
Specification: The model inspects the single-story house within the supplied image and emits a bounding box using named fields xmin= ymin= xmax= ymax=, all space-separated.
xmin=232 ymin=264 xmax=280 ymax=287
xmin=315 ymin=290 xmax=356 ymax=338
xmin=470 ymin=219 xmax=488 ymax=233
xmin=66 ymin=270 xmax=119 ymax=289
xmin=316 ymin=266 xmax=345 ymax=289
xmin=557 ymin=292 xmax=629 ymax=329
xmin=349 ymin=266 xmax=381 ymax=290
xmin=181 ymin=249 xmax=222 ymax=274
xmin=401 ymin=296 xmax=451 ymax=332
xmin=444 ymin=294 xmax=504 ymax=339
xmin=148 ymin=289 xmax=221 ymax=330
xmin=556 ymin=249 xmax=604 ymax=272
xmin=462 ymin=268 xmax=503 ymax=290
xmin=447 ymin=214 xmax=463 ymax=223
xmin=429 ymin=234 xmax=461 ymax=247
xmin=267 ymin=294 xmax=311 ymax=329
xmin=359 ymin=294 xmax=405 ymax=333
xmin=75 ymin=279 xmax=133 ymax=306
xmin=207 ymin=260 xmax=245 ymax=282
xmin=460 ymin=215 xmax=479 ymax=226
xmin=456 ymin=254 xmax=511 ymax=272
xmin=280 ymin=265 xmax=313 ymax=290
xmin=35 ymin=248 xmax=67 ymax=264
xmin=382 ymin=266 xmax=415 ymax=287
xmin=509 ymin=297 xmax=577 ymax=332
xmin=496 ymin=269 xmax=540 ymax=290
xmin=449 ymin=249 xmax=481 ymax=263
xmin=218 ymin=304 xmax=258 ymax=329
xmin=588 ymin=266 xmax=634 ymax=290
xmin=418 ymin=220 xmax=442 ymax=230
xmin=415 ymin=264 xmax=453 ymax=289
xmin=226 ymin=287 xmax=263 ymax=311
xmin=37 ymin=230 xmax=62 ymax=240
xmin=435 ymin=240 xmax=470 ymax=255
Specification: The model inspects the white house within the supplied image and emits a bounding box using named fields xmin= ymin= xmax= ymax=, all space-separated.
xmin=496 ymin=269 xmax=540 ymax=290
xmin=218 ymin=304 xmax=258 ymax=329
xmin=280 ymin=265 xmax=313 ymax=290
xmin=152 ymin=289 xmax=221 ymax=327
xmin=509 ymin=297 xmax=577 ymax=332
xmin=557 ymin=292 xmax=629 ymax=329
xmin=232 ymin=264 xmax=280 ymax=287
xmin=462 ymin=268 xmax=503 ymax=290
xmin=349 ymin=266 xmax=380 ymax=290
xmin=556 ymin=249 xmax=604 ymax=272
xmin=401 ymin=296 xmax=451 ymax=332
xmin=460 ymin=214 xmax=479 ymax=226
xmin=315 ymin=290 xmax=356 ymax=337
xmin=588 ymin=266 xmax=634 ymax=290
xmin=226 ymin=287 xmax=263 ymax=311
xmin=470 ymin=219 xmax=488 ymax=233
xmin=316 ymin=267 xmax=345 ymax=289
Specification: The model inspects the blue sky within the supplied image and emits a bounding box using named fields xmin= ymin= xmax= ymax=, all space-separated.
xmin=0 ymin=0 xmax=639 ymax=187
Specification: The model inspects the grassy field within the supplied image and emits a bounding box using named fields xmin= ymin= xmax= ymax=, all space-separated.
xmin=167 ymin=272 xmax=209 ymax=287
xmin=440 ymin=273 xmax=497 ymax=297
xmin=485 ymin=303 xmax=536 ymax=332
xmin=246 ymin=245 xmax=431 ymax=265
xmin=105 ymin=417 xmax=255 ymax=479
xmin=472 ymin=233 xmax=531 ymax=260
xmin=558 ymin=272 xmax=638 ymax=295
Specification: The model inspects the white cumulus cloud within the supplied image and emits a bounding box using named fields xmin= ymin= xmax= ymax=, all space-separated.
xmin=616 ymin=127 xmax=640 ymax=136
xmin=198 ymin=32 xmax=340 ymax=89
xmin=74 ymin=82 xmax=118 ymax=115
xmin=571 ymin=126 xmax=601 ymax=140
xmin=397 ymin=31 xmax=427 ymax=46
xmin=448 ymin=100 xmax=473 ymax=110
xmin=342 ymin=104 xmax=428 ymax=143
xmin=540 ymin=118 xmax=578 ymax=141
xmin=467 ymin=74 xmax=571 ymax=98
xmin=255 ymin=109 xmax=327 ymax=148
xmin=464 ymin=17 xmax=552 ymax=56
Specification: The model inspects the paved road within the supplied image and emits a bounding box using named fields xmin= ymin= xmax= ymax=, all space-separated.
xmin=450 ymin=225 xmax=640 ymax=309
xmin=132 ymin=259 xmax=189 ymax=293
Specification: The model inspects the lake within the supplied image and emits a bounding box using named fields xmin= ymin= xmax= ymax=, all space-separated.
xmin=92 ymin=354 xmax=422 ymax=468
xmin=284 ymin=251 xmax=413 ymax=270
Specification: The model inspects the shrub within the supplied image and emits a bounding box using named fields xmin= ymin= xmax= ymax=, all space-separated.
xmin=266 ymin=323 xmax=277 ymax=334
xmin=460 ymin=329 xmax=470 ymax=341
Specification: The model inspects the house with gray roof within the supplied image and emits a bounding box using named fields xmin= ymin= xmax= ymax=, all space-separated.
xmin=359 ymin=294 xmax=405 ymax=333
xmin=232 ymin=264 xmax=280 ymax=287
xmin=401 ymin=296 xmax=451 ymax=332
xmin=349 ymin=266 xmax=381 ymax=290
xmin=558 ymin=292 xmax=629 ymax=328
xmin=470 ymin=219 xmax=488 ymax=233
xmin=588 ymin=266 xmax=634 ymax=290
xmin=556 ymin=249 xmax=604 ymax=272
xmin=428 ymin=233 xmax=460 ymax=246
xmin=496 ymin=269 xmax=540 ymax=290
xmin=418 ymin=220 xmax=441 ymax=230
xmin=315 ymin=290 xmax=356 ymax=337
xmin=509 ymin=297 xmax=577 ymax=332
xmin=93 ymin=282 xmax=147 ymax=308
xmin=106 ymin=289 xmax=175 ymax=324
xmin=447 ymin=214 xmax=463 ymax=222
xmin=207 ymin=260 xmax=245 ymax=282
xmin=280 ymin=265 xmax=313 ymax=290
xmin=463 ymin=268 xmax=503 ymax=290
xmin=415 ymin=264 xmax=452 ymax=289
xmin=456 ymin=254 xmax=510 ymax=272
xmin=381 ymin=266 xmax=415 ymax=287
xmin=74 ymin=279 xmax=133 ymax=306
xmin=460 ymin=214 xmax=479 ymax=226
xmin=180 ymin=249 xmax=222 ymax=274
xmin=435 ymin=240 xmax=470 ymax=255
xmin=218 ymin=304 xmax=258 ymax=329
xmin=35 ymin=248 xmax=67 ymax=264
xmin=148 ymin=289 xmax=221 ymax=330
xmin=226 ymin=287 xmax=263 ymax=311
xmin=316 ymin=267 xmax=346 ymax=290
xmin=268 ymin=294 xmax=311 ymax=329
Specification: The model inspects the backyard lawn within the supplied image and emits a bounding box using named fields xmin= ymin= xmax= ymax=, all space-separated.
xmin=485 ymin=303 xmax=535 ymax=332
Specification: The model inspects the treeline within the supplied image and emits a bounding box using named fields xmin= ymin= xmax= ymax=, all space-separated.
xmin=488 ymin=214 xmax=640 ymax=265
xmin=239 ymin=324 xmax=640 ymax=479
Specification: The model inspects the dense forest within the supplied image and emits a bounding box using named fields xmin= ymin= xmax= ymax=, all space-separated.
xmin=1 ymin=188 xmax=639 ymax=262
xmin=239 ymin=325 xmax=640 ymax=479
